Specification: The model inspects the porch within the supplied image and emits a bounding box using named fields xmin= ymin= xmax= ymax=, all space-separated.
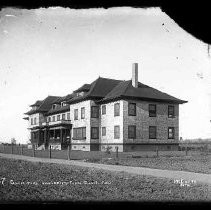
xmin=30 ymin=125 xmax=71 ymax=150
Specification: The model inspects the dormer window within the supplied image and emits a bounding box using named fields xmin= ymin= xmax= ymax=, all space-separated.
xmin=52 ymin=104 xmax=56 ymax=110
xmin=76 ymin=92 xmax=85 ymax=97
xmin=32 ymin=106 xmax=38 ymax=111
xmin=61 ymin=101 xmax=67 ymax=107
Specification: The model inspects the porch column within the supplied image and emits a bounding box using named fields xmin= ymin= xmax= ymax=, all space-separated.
xmin=44 ymin=129 xmax=47 ymax=144
xmin=64 ymin=129 xmax=66 ymax=142
xmin=31 ymin=132 xmax=33 ymax=143
xmin=60 ymin=129 xmax=63 ymax=143
xmin=37 ymin=130 xmax=41 ymax=146
xmin=54 ymin=129 xmax=56 ymax=140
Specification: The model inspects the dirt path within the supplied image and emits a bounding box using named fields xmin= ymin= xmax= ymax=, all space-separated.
xmin=1 ymin=153 xmax=211 ymax=185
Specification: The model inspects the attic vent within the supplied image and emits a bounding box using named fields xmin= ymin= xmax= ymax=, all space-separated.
xmin=132 ymin=63 xmax=138 ymax=88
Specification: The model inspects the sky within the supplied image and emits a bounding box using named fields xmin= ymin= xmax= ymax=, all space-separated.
xmin=0 ymin=7 xmax=211 ymax=143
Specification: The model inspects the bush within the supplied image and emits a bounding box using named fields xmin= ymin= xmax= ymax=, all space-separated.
xmin=105 ymin=146 xmax=112 ymax=154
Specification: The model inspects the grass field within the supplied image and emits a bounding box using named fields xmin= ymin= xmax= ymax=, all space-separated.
xmin=0 ymin=157 xmax=210 ymax=202
xmin=86 ymin=152 xmax=211 ymax=174
xmin=0 ymin=145 xmax=210 ymax=174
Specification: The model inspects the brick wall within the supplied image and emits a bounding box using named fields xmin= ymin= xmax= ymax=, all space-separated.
xmin=123 ymin=100 xmax=179 ymax=146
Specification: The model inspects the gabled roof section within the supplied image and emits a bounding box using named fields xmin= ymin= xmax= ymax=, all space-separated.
xmin=73 ymin=84 xmax=91 ymax=93
xmin=99 ymin=80 xmax=131 ymax=101
xmin=99 ymin=80 xmax=187 ymax=104
xmin=24 ymin=96 xmax=60 ymax=115
xmin=38 ymin=96 xmax=60 ymax=111
xmin=47 ymin=105 xmax=70 ymax=115
xmin=53 ymin=93 xmax=76 ymax=104
xmin=29 ymin=100 xmax=43 ymax=107
xmin=67 ymin=77 xmax=122 ymax=104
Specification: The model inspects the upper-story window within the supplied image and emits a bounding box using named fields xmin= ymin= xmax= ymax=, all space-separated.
xmin=62 ymin=113 xmax=65 ymax=120
xmin=102 ymin=105 xmax=106 ymax=115
xmin=31 ymin=118 xmax=33 ymax=125
xmin=32 ymin=106 xmax=38 ymax=111
xmin=52 ymin=116 xmax=55 ymax=122
xmin=61 ymin=102 xmax=66 ymax=107
xmin=91 ymin=106 xmax=99 ymax=118
xmin=149 ymin=126 xmax=157 ymax=139
xmin=128 ymin=125 xmax=136 ymax=139
xmin=114 ymin=103 xmax=120 ymax=116
xmin=52 ymin=104 xmax=56 ymax=110
xmin=48 ymin=116 xmax=51 ymax=122
xmin=67 ymin=112 xmax=70 ymax=120
xmin=102 ymin=127 xmax=106 ymax=136
xmin=168 ymin=127 xmax=175 ymax=139
xmin=74 ymin=109 xmax=78 ymax=120
xmin=91 ymin=127 xmax=99 ymax=139
xmin=149 ymin=104 xmax=156 ymax=117
xmin=76 ymin=92 xmax=85 ymax=97
xmin=114 ymin=125 xmax=120 ymax=139
xmin=168 ymin=105 xmax=175 ymax=118
xmin=57 ymin=115 xmax=60 ymax=121
xmin=34 ymin=118 xmax=37 ymax=125
xmin=81 ymin=107 xmax=85 ymax=119
xmin=128 ymin=103 xmax=136 ymax=116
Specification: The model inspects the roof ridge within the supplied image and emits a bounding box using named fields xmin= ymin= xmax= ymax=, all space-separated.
xmin=120 ymin=80 xmax=132 ymax=96
xmin=97 ymin=76 xmax=123 ymax=82
xmin=103 ymin=80 xmax=131 ymax=100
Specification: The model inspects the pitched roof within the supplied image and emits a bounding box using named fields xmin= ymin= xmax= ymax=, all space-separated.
xmin=67 ymin=77 xmax=122 ymax=104
xmin=99 ymin=80 xmax=187 ymax=104
xmin=25 ymin=96 xmax=60 ymax=115
xmin=73 ymin=84 xmax=91 ymax=93
xmin=24 ymin=74 xmax=187 ymax=117
xmin=30 ymin=100 xmax=43 ymax=107
xmin=47 ymin=105 xmax=70 ymax=115
xmin=37 ymin=96 xmax=60 ymax=111
xmin=52 ymin=93 xmax=76 ymax=104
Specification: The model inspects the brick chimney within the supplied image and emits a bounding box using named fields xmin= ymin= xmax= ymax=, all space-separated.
xmin=132 ymin=63 xmax=138 ymax=88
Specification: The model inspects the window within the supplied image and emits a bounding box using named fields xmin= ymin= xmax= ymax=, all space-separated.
xmin=52 ymin=116 xmax=55 ymax=122
xmin=114 ymin=126 xmax=120 ymax=139
xmin=149 ymin=104 xmax=156 ymax=117
xmin=102 ymin=105 xmax=106 ymax=115
xmin=34 ymin=118 xmax=37 ymax=125
xmin=52 ymin=104 xmax=56 ymax=110
xmin=149 ymin=126 xmax=157 ymax=139
xmin=114 ymin=103 xmax=120 ymax=116
xmin=62 ymin=113 xmax=65 ymax=120
xmin=91 ymin=106 xmax=99 ymax=118
xmin=128 ymin=103 xmax=136 ymax=116
xmin=31 ymin=118 xmax=33 ymax=125
xmin=168 ymin=127 xmax=175 ymax=139
xmin=102 ymin=127 xmax=106 ymax=136
xmin=74 ymin=109 xmax=78 ymax=120
xmin=128 ymin=125 xmax=136 ymax=139
xmin=67 ymin=112 xmax=70 ymax=120
xmin=168 ymin=105 xmax=175 ymax=118
xmin=73 ymin=127 xmax=86 ymax=140
xmin=48 ymin=117 xmax=51 ymax=122
xmin=57 ymin=115 xmax=60 ymax=121
xmin=91 ymin=127 xmax=99 ymax=139
xmin=81 ymin=107 xmax=85 ymax=119
xmin=61 ymin=102 xmax=66 ymax=107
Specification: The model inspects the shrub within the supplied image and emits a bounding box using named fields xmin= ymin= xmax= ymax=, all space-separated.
xmin=105 ymin=146 xmax=112 ymax=154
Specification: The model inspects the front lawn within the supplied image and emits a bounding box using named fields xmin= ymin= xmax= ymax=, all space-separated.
xmin=85 ymin=152 xmax=211 ymax=174
xmin=0 ymin=157 xmax=210 ymax=202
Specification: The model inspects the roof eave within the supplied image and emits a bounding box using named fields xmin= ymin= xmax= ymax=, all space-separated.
xmin=97 ymin=96 xmax=188 ymax=104
xmin=47 ymin=108 xmax=70 ymax=115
